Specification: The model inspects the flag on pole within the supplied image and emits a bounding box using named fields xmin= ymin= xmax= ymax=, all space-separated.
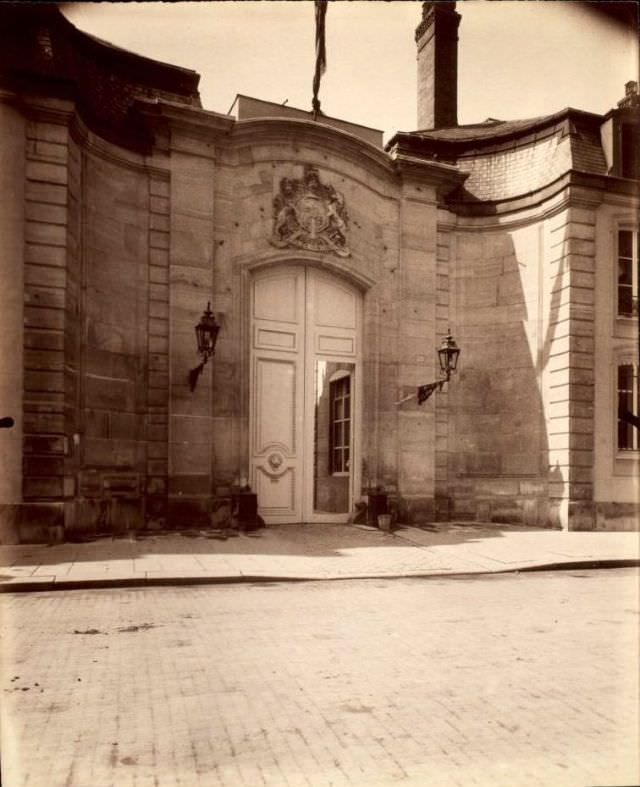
xmin=312 ymin=0 xmax=328 ymax=119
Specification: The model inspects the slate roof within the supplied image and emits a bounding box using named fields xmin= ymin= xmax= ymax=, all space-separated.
xmin=0 ymin=4 xmax=201 ymax=151
xmin=389 ymin=108 xmax=607 ymax=153
xmin=386 ymin=107 xmax=613 ymax=203
xmin=411 ymin=115 xmax=562 ymax=142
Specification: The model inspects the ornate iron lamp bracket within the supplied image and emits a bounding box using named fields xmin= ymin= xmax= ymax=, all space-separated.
xmin=188 ymin=302 xmax=221 ymax=392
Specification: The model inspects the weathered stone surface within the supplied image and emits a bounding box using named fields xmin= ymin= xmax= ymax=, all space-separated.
xmin=168 ymin=497 xmax=210 ymax=528
xmin=84 ymin=376 xmax=136 ymax=412
xmin=149 ymin=179 xmax=170 ymax=198
xmin=24 ymin=306 xmax=65 ymax=331
xmin=146 ymin=476 xmax=167 ymax=495
xmin=147 ymin=442 xmax=168 ymax=460
xmin=595 ymin=502 xmax=640 ymax=531
xmin=567 ymin=501 xmax=596 ymax=531
xmin=26 ymin=160 xmax=67 ymax=185
xmin=24 ymin=263 xmax=66 ymax=289
xmin=147 ymin=459 xmax=168 ymax=476
xmin=23 ymin=435 xmax=66 ymax=455
xmin=168 ymin=474 xmax=211 ymax=496
xmin=23 ymin=411 xmax=65 ymax=435
xmin=24 ymin=370 xmax=64 ymax=393
xmin=25 ymin=221 xmax=67 ymax=246
xmin=23 ymin=477 xmax=64 ymax=499
xmin=83 ymin=438 xmax=138 ymax=468
xmin=170 ymin=438 xmax=211 ymax=475
xmin=147 ymin=337 xmax=168 ymax=356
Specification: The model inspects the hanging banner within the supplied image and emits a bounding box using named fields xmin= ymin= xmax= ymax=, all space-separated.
xmin=312 ymin=0 xmax=328 ymax=118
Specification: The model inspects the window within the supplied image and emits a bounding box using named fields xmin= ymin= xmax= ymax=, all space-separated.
xmin=329 ymin=374 xmax=350 ymax=474
xmin=618 ymin=363 xmax=639 ymax=451
xmin=617 ymin=229 xmax=638 ymax=317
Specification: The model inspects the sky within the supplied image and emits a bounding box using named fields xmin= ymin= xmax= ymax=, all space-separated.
xmin=62 ymin=1 xmax=639 ymax=141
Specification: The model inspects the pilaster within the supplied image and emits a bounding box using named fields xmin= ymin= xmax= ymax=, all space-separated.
xmin=21 ymin=108 xmax=73 ymax=541
xmin=395 ymin=179 xmax=439 ymax=521
xmin=146 ymin=174 xmax=171 ymax=527
xmin=0 ymin=99 xmax=25 ymax=542
xmin=546 ymin=203 xmax=597 ymax=529
xmin=168 ymin=138 xmax=216 ymax=527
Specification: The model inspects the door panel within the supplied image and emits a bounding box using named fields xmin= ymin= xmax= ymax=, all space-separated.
xmin=314 ymin=278 xmax=357 ymax=328
xmin=316 ymin=334 xmax=355 ymax=355
xmin=253 ymin=358 xmax=297 ymax=454
xmin=250 ymin=266 xmax=360 ymax=524
xmin=254 ymin=465 xmax=297 ymax=517
xmin=255 ymin=327 xmax=297 ymax=351
xmin=253 ymin=271 xmax=300 ymax=323
xmin=250 ymin=267 xmax=305 ymax=523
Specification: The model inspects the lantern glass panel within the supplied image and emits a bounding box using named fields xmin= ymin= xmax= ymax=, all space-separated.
xmin=207 ymin=322 xmax=220 ymax=354
xmin=195 ymin=304 xmax=220 ymax=358
xmin=438 ymin=333 xmax=460 ymax=375
xmin=195 ymin=324 xmax=206 ymax=355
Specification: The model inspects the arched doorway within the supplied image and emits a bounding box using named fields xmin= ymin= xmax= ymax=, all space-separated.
xmin=249 ymin=265 xmax=362 ymax=523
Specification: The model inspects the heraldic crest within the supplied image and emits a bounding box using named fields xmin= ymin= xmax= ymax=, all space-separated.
xmin=270 ymin=165 xmax=350 ymax=258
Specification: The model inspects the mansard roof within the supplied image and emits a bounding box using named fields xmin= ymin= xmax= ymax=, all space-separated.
xmin=386 ymin=107 xmax=635 ymax=209
xmin=0 ymin=4 xmax=200 ymax=150
xmin=387 ymin=108 xmax=606 ymax=159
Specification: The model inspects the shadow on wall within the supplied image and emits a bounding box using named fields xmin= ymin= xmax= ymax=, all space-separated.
xmin=449 ymin=227 xmax=566 ymax=528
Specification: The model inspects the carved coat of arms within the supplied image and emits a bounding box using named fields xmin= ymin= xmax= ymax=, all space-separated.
xmin=270 ymin=165 xmax=350 ymax=258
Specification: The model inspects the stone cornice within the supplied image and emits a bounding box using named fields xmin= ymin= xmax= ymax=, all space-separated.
xmin=446 ymin=170 xmax=638 ymax=218
xmin=448 ymin=182 xmax=598 ymax=232
xmin=136 ymin=98 xmax=233 ymax=157
xmin=229 ymin=117 xmax=395 ymax=181
xmin=137 ymin=106 xmax=397 ymax=182
xmin=136 ymin=98 xmax=233 ymax=136
xmin=69 ymin=112 xmax=169 ymax=178
xmin=2 ymin=89 xmax=75 ymax=127
xmin=390 ymin=151 xmax=468 ymax=199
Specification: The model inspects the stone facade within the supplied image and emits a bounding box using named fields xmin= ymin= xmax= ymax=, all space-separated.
xmin=0 ymin=4 xmax=638 ymax=542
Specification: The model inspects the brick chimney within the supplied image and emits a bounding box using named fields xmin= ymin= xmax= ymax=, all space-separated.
xmin=415 ymin=1 xmax=461 ymax=130
xmin=618 ymin=80 xmax=639 ymax=110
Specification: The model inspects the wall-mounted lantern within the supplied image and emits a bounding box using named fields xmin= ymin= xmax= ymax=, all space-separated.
xmin=189 ymin=302 xmax=221 ymax=392
xmin=195 ymin=302 xmax=220 ymax=362
xmin=395 ymin=329 xmax=461 ymax=406
xmin=437 ymin=330 xmax=460 ymax=379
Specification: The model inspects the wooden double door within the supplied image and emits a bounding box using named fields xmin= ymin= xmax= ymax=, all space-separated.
xmin=250 ymin=265 xmax=361 ymax=523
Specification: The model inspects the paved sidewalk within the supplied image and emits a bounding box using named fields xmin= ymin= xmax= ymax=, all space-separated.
xmin=1 ymin=522 xmax=638 ymax=592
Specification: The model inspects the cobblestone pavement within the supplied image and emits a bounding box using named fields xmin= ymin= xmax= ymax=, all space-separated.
xmin=1 ymin=569 xmax=638 ymax=787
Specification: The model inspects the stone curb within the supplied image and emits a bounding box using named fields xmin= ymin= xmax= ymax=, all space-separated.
xmin=1 ymin=559 xmax=638 ymax=594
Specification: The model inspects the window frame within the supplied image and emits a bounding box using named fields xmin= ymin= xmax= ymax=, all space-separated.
xmin=616 ymin=359 xmax=639 ymax=454
xmin=616 ymin=227 xmax=639 ymax=319
xmin=328 ymin=373 xmax=351 ymax=476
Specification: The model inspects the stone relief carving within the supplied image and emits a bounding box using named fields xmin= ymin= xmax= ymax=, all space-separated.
xmin=267 ymin=451 xmax=284 ymax=472
xmin=270 ymin=165 xmax=350 ymax=258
